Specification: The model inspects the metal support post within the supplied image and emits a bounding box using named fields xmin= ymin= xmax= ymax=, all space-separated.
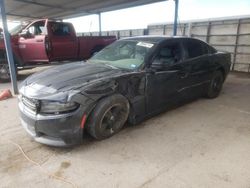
xmin=0 ymin=0 xmax=18 ymax=94
xmin=98 ymin=12 xmax=102 ymax=36
xmin=232 ymin=19 xmax=241 ymax=71
xmin=173 ymin=0 xmax=179 ymax=36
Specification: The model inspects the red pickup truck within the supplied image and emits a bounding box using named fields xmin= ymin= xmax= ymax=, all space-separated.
xmin=0 ymin=19 xmax=116 ymax=81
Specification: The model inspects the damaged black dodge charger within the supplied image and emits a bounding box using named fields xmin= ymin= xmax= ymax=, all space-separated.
xmin=19 ymin=36 xmax=231 ymax=146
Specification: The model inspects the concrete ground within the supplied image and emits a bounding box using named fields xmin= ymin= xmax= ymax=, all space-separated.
xmin=0 ymin=68 xmax=250 ymax=188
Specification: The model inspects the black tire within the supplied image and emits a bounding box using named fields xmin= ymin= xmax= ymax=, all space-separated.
xmin=87 ymin=94 xmax=129 ymax=140
xmin=206 ymin=70 xmax=224 ymax=98
xmin=0 ymin=51 xmax=18 ymax=82
xmin=0 ymin=63 xmax=17 ymax=82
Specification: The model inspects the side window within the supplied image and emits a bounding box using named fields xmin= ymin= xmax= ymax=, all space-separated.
xmin=185 ymin=39 xmax=205 ymax=58
xmin=155 ymin=42 xmax=182 ymax=66
xmin=27 ymin=21 xmax=46 ymax=35
xmin=51 ymin=23 xmax=71 ymax=36
xmin=28 ymin=26 xmax=35 ymax=35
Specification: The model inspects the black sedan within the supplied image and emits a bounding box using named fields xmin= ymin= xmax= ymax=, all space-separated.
xmin=18 ymin=36 xmax=231 ymax=146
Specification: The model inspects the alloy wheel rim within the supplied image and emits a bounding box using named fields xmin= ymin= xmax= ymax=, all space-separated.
xmin=100 ymin=104 xmax=126 ymax=135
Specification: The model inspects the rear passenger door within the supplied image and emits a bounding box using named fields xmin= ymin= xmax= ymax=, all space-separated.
xmin=182 ymin=38 xmax=215 ymax=97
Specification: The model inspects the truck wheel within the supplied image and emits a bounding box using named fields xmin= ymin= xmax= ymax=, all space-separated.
xmin=206 ymin=70 xmax=224 ymax=99
xmin=0 ymin=63 xmax=17 ymax=82
xmin=87 ymin=94 xmax=129 ymax=140
xmin=0 ymin=50 xmax=19 ymax=82
xmin=0 ymin=63 xmax=10 ymax=82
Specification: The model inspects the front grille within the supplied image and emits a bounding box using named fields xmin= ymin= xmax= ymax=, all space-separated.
xmin=22 ymin=96 xmax=39 ymax=112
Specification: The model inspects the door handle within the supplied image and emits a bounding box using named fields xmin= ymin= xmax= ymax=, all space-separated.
xmin=36 ymin=39 xmax=43 ymax=42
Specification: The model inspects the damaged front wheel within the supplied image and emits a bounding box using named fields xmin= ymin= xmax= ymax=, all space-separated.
xmin=87 ymin=94 xmax=129 ymax=140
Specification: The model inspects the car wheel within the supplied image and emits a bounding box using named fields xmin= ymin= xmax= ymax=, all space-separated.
xmin=87 ymin=94 xmax=129 ymax=140
xmin=206 ymin=70 xmax=224 ymax=98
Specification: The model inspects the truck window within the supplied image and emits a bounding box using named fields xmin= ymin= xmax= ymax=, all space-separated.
xmin=51 ymin=22 xmax=71 ymax=36
xmin=27 ymin=21 xmax=46 ymax=35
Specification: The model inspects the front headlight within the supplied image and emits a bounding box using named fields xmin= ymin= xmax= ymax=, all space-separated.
xmin=40 ymin=100 xmax=79 ymax=114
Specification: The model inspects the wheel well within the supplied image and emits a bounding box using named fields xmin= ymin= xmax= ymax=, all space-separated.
xmin=0 ymin=49 xmax=22 ymax=66
xmin=0 ymin=50 xmax=7 ymax=62
xmin=84 ymin=94 xmax=131 ymax=130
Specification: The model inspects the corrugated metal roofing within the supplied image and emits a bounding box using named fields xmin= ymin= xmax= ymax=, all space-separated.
xmin=4 ymin=0 xmax=166 ymax=21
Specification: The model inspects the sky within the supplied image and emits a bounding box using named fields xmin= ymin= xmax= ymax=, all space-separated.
xmin=4 ymin=0 xmax=250 ymax=32
xmin=65 ymin=0 xmax=250 ymax=32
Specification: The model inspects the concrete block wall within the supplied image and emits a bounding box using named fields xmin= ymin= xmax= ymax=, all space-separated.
xmin=81 ymin=16 xmax=250 ymax=72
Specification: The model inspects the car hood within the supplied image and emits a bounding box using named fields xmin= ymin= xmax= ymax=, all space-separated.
xmin=20 ymin=62 xmax=126 ymax=98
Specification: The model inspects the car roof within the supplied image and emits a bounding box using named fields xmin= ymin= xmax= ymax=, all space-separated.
xmin=120 ymin=36 xmax=192 ymax=44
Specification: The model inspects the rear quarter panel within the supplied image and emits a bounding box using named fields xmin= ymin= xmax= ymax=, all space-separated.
xmin=213 ymin=51 xmax=231 ymax=78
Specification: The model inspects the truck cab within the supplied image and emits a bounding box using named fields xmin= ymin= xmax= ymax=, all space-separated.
xmin=0 ymin=19 xmax=116 ymax=81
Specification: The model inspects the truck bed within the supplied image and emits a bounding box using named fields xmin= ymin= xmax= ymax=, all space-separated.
xmin=78 ymin=36 xmax=116 ymax=59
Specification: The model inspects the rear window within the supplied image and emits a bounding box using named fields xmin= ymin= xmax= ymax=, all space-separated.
xmin=51 ymin=22 xmax=71 ymax=36
xmin=184 ymin=39 xmax=218 ymax=59
xmin=207 ymin=45 xmax=217 ymax=54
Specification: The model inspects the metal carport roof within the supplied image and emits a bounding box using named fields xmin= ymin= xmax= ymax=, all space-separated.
xmin=5 ymin=0 xmax=166 ymax=21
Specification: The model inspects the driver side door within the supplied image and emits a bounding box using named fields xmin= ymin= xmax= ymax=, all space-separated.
xmin=18 ymin=20 xmax=48 ymax=64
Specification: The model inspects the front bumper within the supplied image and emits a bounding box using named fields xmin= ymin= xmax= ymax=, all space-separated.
xmin=18 ymin=100 xmax=84 ymax=147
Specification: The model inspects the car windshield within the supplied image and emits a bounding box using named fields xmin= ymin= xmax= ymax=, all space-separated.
xmin=89 ymin=40 xmax=154 ymax=70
